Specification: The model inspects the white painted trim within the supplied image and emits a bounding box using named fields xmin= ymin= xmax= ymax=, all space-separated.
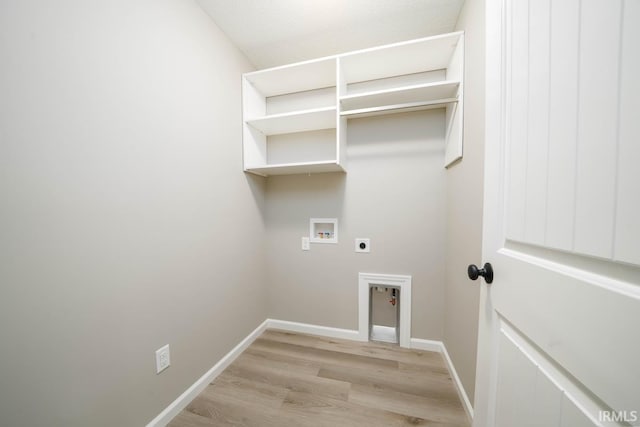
xmin=409 ymin=338 xmax=473 ymax=422
xmin=145 ymin=319 xmax=269 ymax=427
xmin=409 ymin=337 xmax=445 ymax=353
xmin=441 ymin=344 xmax=475 ymax=423
xmin=267 ymin=319 xmax=361 ymax=341
xmin=358 ymin=273 xmax=412 ymax=348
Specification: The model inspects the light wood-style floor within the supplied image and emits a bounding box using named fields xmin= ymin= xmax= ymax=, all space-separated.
xmin=168 ymin=330 xmax=469 ymax=427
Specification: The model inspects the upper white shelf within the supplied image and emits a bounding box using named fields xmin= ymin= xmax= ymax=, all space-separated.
xmin=340 ymin=80 xmax=460 ymax=112
xmin=244 ymin=57 xmax=337 ymax=97
xmin=246 ymin=107 xmax=336 ymax=136
xmin=339 ymin=32 xmax=463 ymax=84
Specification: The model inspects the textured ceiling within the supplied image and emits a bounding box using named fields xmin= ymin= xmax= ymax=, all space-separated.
xmin=196 ymin=0 xmax=465 ymax=69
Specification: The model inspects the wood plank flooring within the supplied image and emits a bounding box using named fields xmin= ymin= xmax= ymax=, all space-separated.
xmin=168 ymin=330 xmax=469 ymax=427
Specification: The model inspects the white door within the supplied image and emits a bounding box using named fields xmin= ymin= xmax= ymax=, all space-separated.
xmin=474 ymin=0 xmax=640 ymax=426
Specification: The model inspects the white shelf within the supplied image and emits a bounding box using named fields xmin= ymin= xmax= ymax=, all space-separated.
xmin=246 ymin=107 xmax=336 ymax=136
xmin=242 ymin=31 xmax=464 ymax=175
xmin=245 ymin=160 xmax=345 ymax=176
xmin=340 ymin=99 xmax=457 ymax=119
xmin=339 ymin=32 xmax=463 ymax=84
xmin=340 ymin=81 xmax=460 ymax=112
xmin=244 ymin=57 xmax=337 ymax=97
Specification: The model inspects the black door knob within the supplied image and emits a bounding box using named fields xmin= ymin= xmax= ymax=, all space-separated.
xmin=468 ymin=263 xmax=493 ymax=284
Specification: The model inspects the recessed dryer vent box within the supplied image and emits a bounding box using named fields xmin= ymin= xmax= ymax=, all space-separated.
xmin=310 ymin=218 xmax=338 ymax=244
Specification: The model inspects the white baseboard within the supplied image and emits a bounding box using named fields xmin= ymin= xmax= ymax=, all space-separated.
xmin=145 ymin=319 xmax=269 ymax=427
xmin=409 ymin=337 xmax=445 ymax=353
xmin=266 ymin=318 xmax=362 ymax=341
xmin=411 ymin=338 xmax=473 ymax=423
xmin=440 ymin=343 xmax=475 ymax=422
xmin=411 ymin=338 xmax=473 ymax=422
xmin=147 ymin=319 xmax=473 ymax=426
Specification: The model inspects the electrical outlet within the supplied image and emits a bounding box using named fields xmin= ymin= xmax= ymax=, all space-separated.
xmin=301 ymin=237 xmax=310 ymax=251
xmin=155 ymin=344 xmax=170 ymax=374
xmin=355 ymin=238 xmax=370 ymax=253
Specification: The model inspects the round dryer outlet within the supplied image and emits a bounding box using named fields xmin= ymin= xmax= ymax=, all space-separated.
xmin=355 ymin=238 xmax=370 ymax=253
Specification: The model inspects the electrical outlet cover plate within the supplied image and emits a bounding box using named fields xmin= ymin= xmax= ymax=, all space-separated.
xmin=155 ymin=344 xmax=170 ymax=374
xmin=355 ymin=238 xmax=370 ymax=253
xmin=301 ymin=237 xmax=310 ymax=251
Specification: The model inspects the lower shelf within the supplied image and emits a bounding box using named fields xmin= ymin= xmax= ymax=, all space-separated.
xmin=245 ymin=160 xmax=346 ymax=176
xmin=341 ymin=98 xmax=457 ymax=119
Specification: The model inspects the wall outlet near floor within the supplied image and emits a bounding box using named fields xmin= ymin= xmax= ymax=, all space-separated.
xmin=301 ymin=236 xmax=310 ymax=251
xmin=155 ymin=344 xmax=170 ymax=374
xmin=355 ymin=238 xmax=371 ymax=253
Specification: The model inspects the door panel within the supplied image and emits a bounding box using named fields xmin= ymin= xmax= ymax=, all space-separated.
xmin=477 ymin=0 xmax=640 ymax=425
xmin=494 ymin=321 xmax=598 ymax=427
xmin=493 ymin=249 xmax=640 ymax=415
xmin=573 ymin=0 xmax=621 ymax=259
xmin=504 ymin=0 xmax=528 ymax=242
xmin=494 ymin=326 xmax=539 ymax=427
xmin=561 ymin=399 xmax=595 ymax=427
xmin=523 ymin=0 xmax=550 ymax=246
xmin=614 ymin=0 xmax=640 ymax=266
xmin=545 ymin=0 xmax=579 ymax=252
xmin=503 ymin=0 xmax=639 ymax=264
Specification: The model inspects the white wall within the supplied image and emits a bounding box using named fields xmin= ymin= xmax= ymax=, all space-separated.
xmin=266 ymin=110 xmax=447 ymax=341
xmin=443 ymin=0 xmax=485 ymax=404
xmin=0 ymin=1 xmax=266 ymax=426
